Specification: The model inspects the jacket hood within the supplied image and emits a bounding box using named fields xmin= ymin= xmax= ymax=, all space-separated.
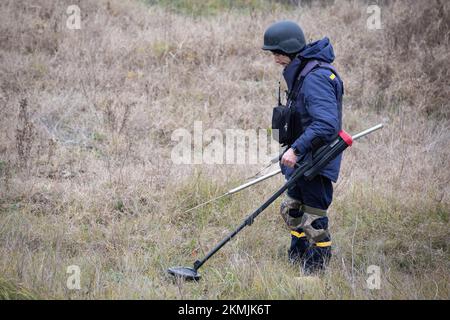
xmin=299 ymin=37 xmax=335 ymax=63
xmin=283 ymin=37 xmax=335 ymax=91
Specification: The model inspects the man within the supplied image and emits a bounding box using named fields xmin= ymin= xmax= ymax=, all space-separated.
xmin=262 ymin=21 xmax=344 ymax=274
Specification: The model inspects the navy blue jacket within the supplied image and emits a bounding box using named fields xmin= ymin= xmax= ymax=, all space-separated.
xmin=281 ymin=37 xmax=344 ymax=182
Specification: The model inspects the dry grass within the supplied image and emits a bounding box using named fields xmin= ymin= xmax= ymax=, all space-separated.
xmin=0 ymin=0 xmax=449 ymax=299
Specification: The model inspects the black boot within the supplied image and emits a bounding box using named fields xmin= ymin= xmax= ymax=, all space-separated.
xmin=302 ymin=242 xmax=332 ymax=274
xmin=288 ymin=230 xmax=309 ymax=265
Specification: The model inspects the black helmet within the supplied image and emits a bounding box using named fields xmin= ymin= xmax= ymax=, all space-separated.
xmin=262 ymin=20 xmax=306 ymax=54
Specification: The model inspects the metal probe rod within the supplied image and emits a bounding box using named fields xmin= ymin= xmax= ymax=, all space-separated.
xmin=352 ymin=123 xmax=383 ymax=140
xmin=227 ymin=169 xmax=282 ymax=194
xmin=183 ymin=169 xmax=282 ymax=214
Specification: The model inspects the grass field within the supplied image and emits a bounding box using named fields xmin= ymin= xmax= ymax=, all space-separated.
xmin=0 ymin=0 xmax=449 ymax=299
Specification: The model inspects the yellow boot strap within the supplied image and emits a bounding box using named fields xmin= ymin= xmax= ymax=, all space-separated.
xmin=315 ymin=241 xmax=332 ymax=247
xmin=291 ymin=231 xmax=306 ymax=238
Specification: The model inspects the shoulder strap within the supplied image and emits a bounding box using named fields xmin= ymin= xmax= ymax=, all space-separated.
xmin=287 ymin=60 xmax=320 ymax=102
xmin=288 ymin=59 xmax=341 ymax=102
xmin=300 ymin=59 xmax=322 ymax=78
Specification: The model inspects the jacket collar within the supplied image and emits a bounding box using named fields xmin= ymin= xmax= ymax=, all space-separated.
xmin=282 ymin=56 xmax=307 ymax=92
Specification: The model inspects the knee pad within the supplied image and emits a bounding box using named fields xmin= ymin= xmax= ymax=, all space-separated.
xmin=299 ymin=207 xmax=330 ymax=243
xmin=280 ymin=194 xmax=303 ymax=230
xmin=280 ymin=196 xmax=330 ymax=243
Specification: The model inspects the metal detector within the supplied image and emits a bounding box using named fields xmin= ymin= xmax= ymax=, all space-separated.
xmin=167 ymin=124 xmax=383 ymax=281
